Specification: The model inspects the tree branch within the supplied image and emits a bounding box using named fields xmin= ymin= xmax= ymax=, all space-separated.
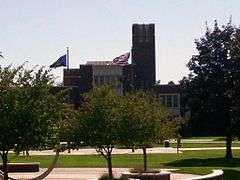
xmin=96 ymin=147 xmax=107 ymax=159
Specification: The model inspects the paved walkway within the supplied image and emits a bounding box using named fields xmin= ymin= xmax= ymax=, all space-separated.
xmin=9 ymin=168 xmax=199 ymax=180
xmin=27 ymin=147 xmax=179 ymax=156
xmin=23 ymin=146 xmax=240 ymax=156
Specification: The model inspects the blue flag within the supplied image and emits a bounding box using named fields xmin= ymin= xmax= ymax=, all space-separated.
xmin=50 ymin=54 xmax=67 ymax=68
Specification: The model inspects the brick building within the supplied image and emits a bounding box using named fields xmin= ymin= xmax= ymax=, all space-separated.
xmin=63 ymin=61 xmax=134 ymax=95
xmin=132 ymin=24 xmax=156 ymax=90
xmin=153 ymin=84 xmax=183 ymax=116
xmin=56 ymin=23 xmax=183 ymax=116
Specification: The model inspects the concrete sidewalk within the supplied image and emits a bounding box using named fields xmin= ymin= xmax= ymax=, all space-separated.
xmin=9 ymin=168 xmax=199 ymax=180
xmin=22 ymin=146 xmax=240 ymax=156
xmin=25 ymin=147 xmax=180 ymax=156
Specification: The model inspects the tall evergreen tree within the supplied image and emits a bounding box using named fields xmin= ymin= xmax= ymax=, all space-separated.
xmin=186 ymin=21 xmax=240 ymax=159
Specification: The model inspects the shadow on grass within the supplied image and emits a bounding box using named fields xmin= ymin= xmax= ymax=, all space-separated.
xmin=166 ymin=158 xmax=240 ymax=167
xmin=223 ymin=169 xmax=240 ymax=180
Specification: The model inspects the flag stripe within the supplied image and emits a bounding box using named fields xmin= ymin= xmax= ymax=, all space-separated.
xmin=112 ymin=52 xmax=130 ymax=65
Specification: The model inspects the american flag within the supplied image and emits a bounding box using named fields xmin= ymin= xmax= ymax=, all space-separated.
xmin=112 ymin=52 xmax=130 ymax=65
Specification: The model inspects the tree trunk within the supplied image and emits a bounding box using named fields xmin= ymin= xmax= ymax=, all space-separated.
xmin=26 ymin=150 xmax=29 ymax=156
xmin=225 ymin=134 xmax=233 ymax=159
xmin=1 ymin=152 xmax=8 ymax=180
xmin=107 ymin=153 xmax=113 ymax=180
xmin=67 ymin=141 xmax=71 ymax=153
xmin=142 ymin=147 xmax=147 ymax=172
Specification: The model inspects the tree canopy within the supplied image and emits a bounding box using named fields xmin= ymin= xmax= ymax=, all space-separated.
xmin=185 ymin=21 xmax=240 ymax=159
xmin=118 ymin=91 xmax=173 ymax=171
xmin=74 ymin=86 xmax=121 ymax=179
xmin=0 ymin=65 xmax=63 ymax=179
xmin=74 ymin=87 xmax=174 ymax=177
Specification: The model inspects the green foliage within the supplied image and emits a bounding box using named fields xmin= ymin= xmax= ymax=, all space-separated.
xmin=74 ymin=86 xmax=121 ymax=148
xmin=185 ymin=20 xmax=240 ymax=159
xmin=118 ymin=91 xmax=170 ymax=148
xmin=73 ymin=87 xmax=177 ymax=176
xmin=0 ymin=64 xmax=70 ymax=152
xmin=117 ymin=91 xmax=176 ymax=172
xmin=0 ymin=65 xmax=58 ymax=152
xmin=186 ymin=21 xmax=240 ymax=136
xmin=74 ymin=86 xmax=122 ymax=179
xmin=0 ymin=64 xmax=68 ymax=179
xmin=56 ymin=102 xmax=78 ymax=150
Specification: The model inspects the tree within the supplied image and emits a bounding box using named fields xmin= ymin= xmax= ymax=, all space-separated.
xmin=0 ymin=65 xmax=62 ymax=179
xmin=73 ymin=87 xmax=179 ymax=177
xmin=186 ymin=21 xmax=240 ymax=159
xmin=118 ymin=92 xmax=170 ymax=172
xmin=57 ymin=102 xmax=78 ymax=152
xmin=227 ymin=27 xmax=240 ymax=147
xmin=74 ymin=86 xmax=121 ymax=180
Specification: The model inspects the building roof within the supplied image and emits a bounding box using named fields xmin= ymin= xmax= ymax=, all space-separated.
xmin=153 ymin=84 xmax=182 ymax=94
xmin=86 ymin=61 xmax=115 ymax=66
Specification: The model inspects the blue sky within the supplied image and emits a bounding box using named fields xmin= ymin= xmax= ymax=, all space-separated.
xmin=1 ymin=0 xmax=240 ymax=83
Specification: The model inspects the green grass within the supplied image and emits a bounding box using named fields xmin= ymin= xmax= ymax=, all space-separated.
xmin=170 ymin=142 xmax=240 ymax=148
xmin=184 ymin=136 xmax=223 ymax=140
xmin=183 ymin=136 xmax=240 ymax=142
xmin=2 ymin=150 xmax=240 ymax=179
xmin=152 ymin=142 xmax=240 ymax=148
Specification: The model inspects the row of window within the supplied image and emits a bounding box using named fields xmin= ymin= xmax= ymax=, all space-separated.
xmin=159 ymin=94 xmax=179 ymax=108
xmin=93 ymin=75 xmax=122 ymax=88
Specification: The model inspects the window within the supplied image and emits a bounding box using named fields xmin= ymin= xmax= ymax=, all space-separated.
xmin=159 ymin=95 xmax=165 ymax=105
xmin=166 ymin=95 xmax=172 ymax=107
xmin=159 ymin=94 xmax=180 ymax=108
xmin=173 ymin=95 xmax=179 ymax=108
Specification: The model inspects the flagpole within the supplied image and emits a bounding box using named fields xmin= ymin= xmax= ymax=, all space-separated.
xmin=66 ymin=47 xmax=69 ymax=69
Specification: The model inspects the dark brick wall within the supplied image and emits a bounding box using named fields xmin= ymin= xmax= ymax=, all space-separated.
xmin=79 ymin=65 xmax=93 ymax=93
xmin=122 ymin=64 xmax=134 ymax=93
xmin=63 ymin=69 xmax=81 ymax=87
xmin=63 ymin=66 xmax=93 ymax=92
xmin=132 ymin=23 xmax=156 ymax=90
xmin=61 ymin=66 xmax=93 ymax=107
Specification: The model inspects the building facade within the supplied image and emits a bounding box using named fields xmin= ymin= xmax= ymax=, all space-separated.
xmin=153 ymin=84 xmax=183 ymax=116
xmin=63 ymin=61 xmax=134 ymax=95
xmin=132 ymin=24 xmax=156 ymax=90
xmin=57 ymin=23 xmax=183 ymax=116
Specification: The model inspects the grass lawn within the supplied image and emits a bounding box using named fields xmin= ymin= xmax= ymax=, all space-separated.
xmin=170 ymin=142 xmax=240 ymax=148
xmin=152 ymin=142 xmax=240 ymax=148
xmin=3 ymin=150 xmax=240 ymax=180
xmin=184 ymin=136 xmax=224 ymax=140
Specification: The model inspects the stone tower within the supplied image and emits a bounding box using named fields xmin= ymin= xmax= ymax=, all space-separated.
xmin=131 ymin=23 xmax=156 ymax=90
